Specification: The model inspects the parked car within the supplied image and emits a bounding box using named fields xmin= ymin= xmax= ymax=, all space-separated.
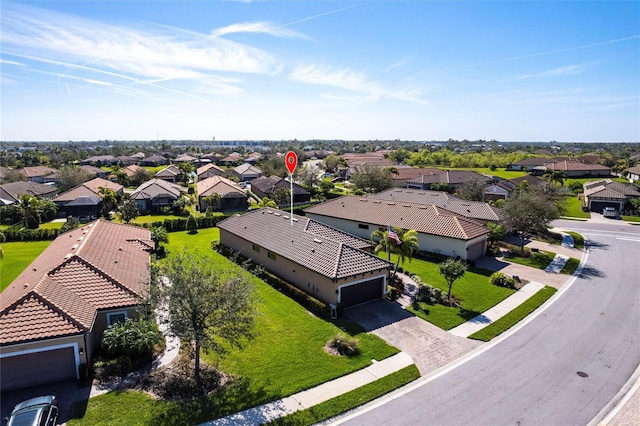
xmin=603 ymin=207 xmax=618 ymax=218
xmin=5 ymin=396 xmax=58 ymax=426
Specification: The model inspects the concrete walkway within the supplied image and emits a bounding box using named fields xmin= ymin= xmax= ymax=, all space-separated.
xmin=448 ymin=281 xmax=545 ymax=337
xmin=202 ymin=352 xmax=414 ymax=425
xmin=544 ymin=254 xmax=569 ymax=273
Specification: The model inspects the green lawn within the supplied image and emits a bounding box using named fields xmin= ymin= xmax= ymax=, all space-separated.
xmin=507 ymin=251 xmax=555 ymax=269
xmin=560 ymin=257 xmax=580 ymax=275
xmin=468 ymin=286 xmax=557 ymax=341
xmin=565 ymin=231 xmax=584 ymax=249
xmin=390 ymin=254 xmax=515 ymax=330
xmin=0 ymin=241 xmax=52 ymax=291
xmin=39 ymin=221 xmax=65 ymax=230
xmin=69 ymin=228 xmax=400 ymax=425
xmin=563 ymin=196 xmax=590 ymax=219
xmin=447 ymin=167 xmax=527 ymax=180
xmin=622 ymin=215 xmax=640 ymax=223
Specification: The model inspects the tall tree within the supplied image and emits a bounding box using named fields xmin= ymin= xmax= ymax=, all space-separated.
xmin=502 ymin=188 xmax=562 ymax=254
xmin=439 ymin=258 xmax=468 ymax=303
xmin=98 ymin=187 xmax=120 ymax=218
xmin=118 ymin=198 xmax=140 ymax=223
xmin=56 ymin=165 xmax=91 ymax=192
xmin=150 ymin=226 xmax=168 ymax=252
xmin=350 ymin=165 xmax=393 ymax=194
xmin=152 ymin=249 xmax=256 ymax=385
xmin=456 ymin=181 xmax=486 ymax=202
xmin=371 ymin=228 xmax=419 ymax=277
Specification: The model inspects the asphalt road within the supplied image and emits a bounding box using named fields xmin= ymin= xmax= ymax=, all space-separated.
xmin=332 ymin=220 xmax=640 ymax=425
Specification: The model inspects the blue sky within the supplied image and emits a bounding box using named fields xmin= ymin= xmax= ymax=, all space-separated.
xmin=1 ymin=1 xmax=638 ymax=142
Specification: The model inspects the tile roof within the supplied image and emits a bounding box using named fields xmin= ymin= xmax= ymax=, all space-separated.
xmin=19 ymin=166 xmax=58 ymax=178
xmin=583 ymin=179 xmax=640 ymax=199
xmin=218 ymin=209 xmax=391 ymax=280
xmin=547 ymin=160 xmax=611 ymax=172
xmin=155 ymin=165 xmax=181 ymax=177
xmin=391 ymin=167 xmax=445 ymax=181
xmin=370 ymin=189 xmax=502 ymax=222
xmin=0 ymin=181 xmax=58 ymax=200
xmin=196 ymin=176 xmax=246 ymax=198
xmin=625 ymin=165 xmax=640 ymax=175
xmin=405 ymin=170 xmax=491 ymax=185
xmin=305 ymin=196 xmax=489 ymax=240
xmin=130 ymin=178 xmax=184 ymax=200
xmin=54 ymin=178 xmax=123 ymax=203
xmin=248 ymin=176 xmax=310 ymax=196
xmin=0 ymin=220 xmax=151 ymax=345
xmin=196 ymin=163 xmax=227 ymax=177
xmin=233 ymin=163 xmax=262 ymax=175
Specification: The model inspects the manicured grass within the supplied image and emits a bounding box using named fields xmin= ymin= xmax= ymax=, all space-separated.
xmin=39 ymin=221 xmax=65 ymax=230
xmin=0 ymin=241 xmax=52 ymax=291
xmin=390 ymin=254 xmax=515 ymax=330
xmin=468 ymin=286 xmax=557 ymax=341
xmin=563 ymin=196 xmax=590 ymax=219
xmin=560 ymin=257 xmax=580 ymax=275
xmin=68 ymin=229 xmax=401 ymax=426
xmin=68 ymin=390 xmax=157 ymax=426
xmin=622 ymin=215 xmax=640 ymax=223
xmin=566 ymin=231 xmax=584 ymax=249
xmin=504 ymin=251 xmax=555 ymax=270
xmin=447 ymin=167 xmax=527 ymax=180
xmin=267 ymin=365 xmax=421 ymax=426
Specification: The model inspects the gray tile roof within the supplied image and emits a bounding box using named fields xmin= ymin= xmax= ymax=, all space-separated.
xmin=370 ymin=189 xmax=502 ymax=222
xmin=584 ymin=179 xmax=640 ymax=199
xmin=249 ymin=176 xmax=310 ymax=195
xmin=305 ymin=196 xmax=489 ymax=240
xmin=405 ymin=170 xmax=491 ymax=185
xmin=130 ymin=178 xmax=184 ymax=200
xmin=218 ymin=209 xmax=391 ymax=280
xmin=0 ymin=181 xmax=57 ymax=200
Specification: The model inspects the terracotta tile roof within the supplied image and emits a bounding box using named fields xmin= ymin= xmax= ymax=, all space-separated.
xmin=233 ymin=163 xmax=262 ymax=175
xmin=625 ymin=165 xmax=640 ymax=175
xmin=54 ymin=178 xmax=123 ymax=203
xmin=197 ymin=176 xmax=245 ymax=198
xmin=391 ymin=167 xmax=445 ymax=181
xmin=19 ymin=166 xmax=58 ymax=179
xmin=305 ymin=196 xmax=489 ymax=240
xmin=196 ymin=163 xmax=227 ymax=178
xmin=0 ymin=220 xmax=151 ymax=345
xmin=547 ymin=160 xmax=611 ymax=172
xmin=123 ymin=164 xmax=145 ymax=177
xmin=370 ymin=189 xmax=502 ymax=222
xmin=218 ymin=210 xmax=391 ymax=280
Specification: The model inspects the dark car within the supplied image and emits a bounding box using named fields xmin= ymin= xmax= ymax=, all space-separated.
xmin=5 ymin=396 xmax=58 ymax=426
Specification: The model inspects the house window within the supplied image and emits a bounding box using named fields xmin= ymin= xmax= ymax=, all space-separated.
xmin=358 ymin=223 xmax=369 ymax=230
xmin=268 ymin=251 xmax=277 ymax=260
xmin=107 ymin=311 xmax=127 ymax=326
xmin=252 ymin=244 xmax=261 ymax=253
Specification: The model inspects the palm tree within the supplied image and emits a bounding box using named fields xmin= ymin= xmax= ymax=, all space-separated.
xmin=257 ymin=197 xmax=277 ymax=208
xmin=98 ymin=187 xmax=120 ymax=217
xmin=371 ymin=228 xmax=419 ymax=277
xmin=543 ymin=170 xmax=566 ymax=187
xmin=203 ymin=194 xmax=220 ymax=211
xmin=18 ymin=195 xmax=41 ymax=229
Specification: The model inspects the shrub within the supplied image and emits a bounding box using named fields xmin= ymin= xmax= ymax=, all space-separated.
xmin=490 ymin=272 xmax=517 ymax=289
xmin=101 ymin=317 xmax=163 ymax=360
xmin=186 ymin=215 xmax=198 ymax=234
xmin=326 ymin=332 xmax=360 ymax=356
xmin=93 ymin=356 xmax=133 ymax=380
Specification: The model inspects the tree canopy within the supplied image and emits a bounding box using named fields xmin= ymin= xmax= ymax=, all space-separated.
xmin=350 ymin=165 xmax=393 ymax=193
xmin=438 ymin=258 xmax=468 ymax=303
xmin=152 ymin=249 xmax=257 ymax=384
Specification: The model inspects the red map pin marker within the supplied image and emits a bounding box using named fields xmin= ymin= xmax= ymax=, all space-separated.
xmin=285 ymin=151 xmax=298 ymax=175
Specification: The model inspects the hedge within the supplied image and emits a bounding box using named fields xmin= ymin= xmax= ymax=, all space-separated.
xmin=139 ymin=214 xmax=234 ymax=232
xmin=3 ymin=228 xmax=59 ymax=242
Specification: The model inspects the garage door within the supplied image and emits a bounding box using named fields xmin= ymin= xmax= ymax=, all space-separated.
xmin=590 ymin=201 xmax=621 ymax=213
xmin=466 ymin=241 xmax=485 ymax=261
xmin=340 ymin=277 xmax=384 ymax=308
xmin=1 ymin=347 xmax=76 ymax=391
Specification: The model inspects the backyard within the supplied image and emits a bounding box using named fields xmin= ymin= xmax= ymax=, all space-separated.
xmin=0 ymin=240 xmax=52 ymax=291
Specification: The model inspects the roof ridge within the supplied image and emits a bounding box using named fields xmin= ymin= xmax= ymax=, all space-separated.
xmin=1 ymin=291 xmax=88 ymax=333
xmin=332 ymin=242 xmax=344 ymax=279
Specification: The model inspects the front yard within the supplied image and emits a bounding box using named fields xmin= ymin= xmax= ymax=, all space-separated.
xmin=386 ymin=254 xmax=515 ymax=330
xmin=67 ymin=228 xmax=403 ymax=425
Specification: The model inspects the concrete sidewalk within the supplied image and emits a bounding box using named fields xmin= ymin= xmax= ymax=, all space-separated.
xmin=448 ymin=281 xmax=545 ymax=337
xmin=202 ymin=352 xmax=414 ymax=425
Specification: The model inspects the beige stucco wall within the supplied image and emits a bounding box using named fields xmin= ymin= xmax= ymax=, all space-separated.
xmin=304 ymin=214 xmax=487 ymax=260
xmin=220 ymin=229 xmax=387 ymax=305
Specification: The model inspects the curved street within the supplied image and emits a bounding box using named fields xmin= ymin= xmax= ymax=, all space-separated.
xmin=332 ymin=220 xmax=640 ymax=425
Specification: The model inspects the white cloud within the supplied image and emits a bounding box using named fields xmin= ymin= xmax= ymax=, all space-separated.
xmin=210 ymin=21 xmax=309 ymax=39
xmin=516 ymin=64 xmax=586 ymax=80
xmin=0 ymin=3 xmax=284 ymax=98
xmin=290 ymin=64 xmax=426 ymax=103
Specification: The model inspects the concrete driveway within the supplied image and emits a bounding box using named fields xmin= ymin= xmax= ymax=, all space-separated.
xmin=0 ymin=379 xmax=91 ymax=425
xmin=345 ymin=300 xmax=481 ymax=375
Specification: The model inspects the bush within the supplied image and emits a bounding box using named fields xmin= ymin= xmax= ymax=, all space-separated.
xmin=3 ymin=228 xmax=59 ymax=242
xmin=93 ymin=355 xmax=133 ymax=380
xmin=490 ymin=272 xmax=517 ymax=289
xmin=101 ymin=317 xmax=163 ymax=360
xmin=326 ymin=332 xmax=360 ymax=356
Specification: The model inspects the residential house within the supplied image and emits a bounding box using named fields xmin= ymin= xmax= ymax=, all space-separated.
xmin=130 ymin=178 xmax=184 ymax=212
xmin=546 ymin=161 xmax=611 ymax=177
xmin=80 ymin=165 xmax=109 ymax=179
xmin=370 ymin=189 xmax=502 ymax=223
xmin=0 ymin=181 xmax=58 ymax=205
xmin=389 ymin=167 xmax=445 ymax=188
xmin=624 ymin=165 xmax=640 ymax=183
xmin=244 ymin=152 xmax=263 ymax=164
xmin=506 ymin=157 xmax=570 ymax=171
xmin=109 ymin=155 xmax=138 ymax=166
xmin=221 ymin=152 xmax=243 ymax=166
xmin=305 ymin=196 xmax=489 ymax=261
xmin=140 ymin=155 xmax=168 ymax=167
xmin=122 ymin=164 xmax=146 ymax=179
xmin=197 ymin=163 xmax=228 ymax=181
xmin=249 ymin=176 xmax=311 ymax=205
xmin=175 ymin=154 xmax=198 ymax=164
xmin=19 ymin=166 xmax=58 ymax=184
xmin=405 ymin=170 xmax=492 ymax=192
xmin=155 ymin=165 xmax=183 ymax=184
xmin=53 ymin=178 xmax=124 ymax=219
xmin=196 ymin=176 xmax=247 ymax=212
xmin=80 ymin=155 xmax=115 ymax=166
xmin=483 ymin=175 xmax=548 ymax=201
xmin=233 ymin=163 xmax=263 ymax=182
xmin=218 ymin=209 xmax=392 ymax=308
xmin=0 ymin=220 xmax=152 ymax=390
xmin=583 ymin=179 xmax=640 ymax=213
